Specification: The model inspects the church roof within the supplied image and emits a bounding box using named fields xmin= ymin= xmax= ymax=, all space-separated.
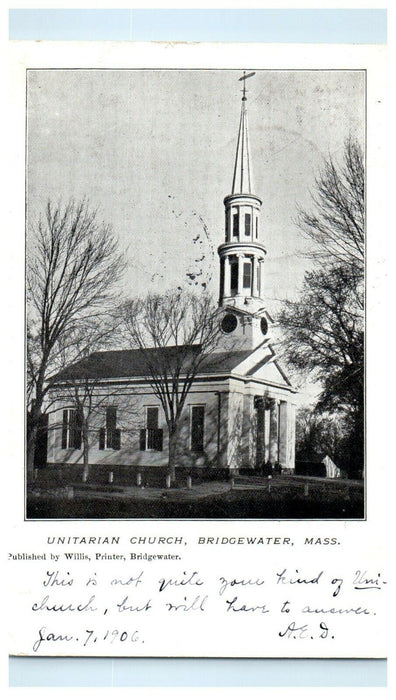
xmin=54 ymin=346 xmax=254 ymax=382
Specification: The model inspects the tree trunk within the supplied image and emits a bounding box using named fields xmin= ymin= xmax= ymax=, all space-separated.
xmin=168 ymin=426 xmax=179 ymax=483
xmin=82 ymin=420 xmax=90 ymax=482
xmin=26 ymin=424 xmax=38 ymax=483
xmin=26 ymin=401 xmax=43 ymax=482
xmin=27 ymin=379 xmax=45 ymax=482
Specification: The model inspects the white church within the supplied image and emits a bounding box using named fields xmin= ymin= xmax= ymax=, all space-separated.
xmin=47 ymin=75 xmax=297 ymax=476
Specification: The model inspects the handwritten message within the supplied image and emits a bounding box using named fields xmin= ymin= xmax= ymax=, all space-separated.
xmin=8 ymin=551 xmax=387 ymax=657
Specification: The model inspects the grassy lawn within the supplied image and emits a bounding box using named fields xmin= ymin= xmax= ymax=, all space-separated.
xmin=26 ymin=481 xmax=364 ymax=520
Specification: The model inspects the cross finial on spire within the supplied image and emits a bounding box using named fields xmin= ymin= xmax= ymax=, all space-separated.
xmin=231 ymin=71 xmax=256 ymax=194
xmin=239 ymin=70 xmax=256 ymax=101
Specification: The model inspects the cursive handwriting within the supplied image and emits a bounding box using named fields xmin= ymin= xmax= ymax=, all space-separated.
xmin=225 ymin=596 xmax=270 ymax=614
xmin=32 ymin=627 xmax=142 ymax=653
xmin=166 ymin=595 xmax=208 ymax=612
xmin=158 ymin=570 xmax=204 ymax=592
xmin=279 ymin=621 xmax=333 ymax=640
xmin=110 ymin=572 xmax=144 ymax=588
xmin=33 ymin=627 xmax=74 ymax=652
xmin=116 ymin=596 xmax=152 ymax=613
xmin=32 ymin=594 xmax=97 ymax=613
xmin=218 ymin=576 xmax=265 ymax=596
xmin=353 ymin=570 xmax=386 ymax=591
xmin=21 ymin=563 xmax=385 ymax=654
xmin=276 ymin=569 xmax=323 ymax=585
xmin=43 ymin=570 xmax=74 ymax=587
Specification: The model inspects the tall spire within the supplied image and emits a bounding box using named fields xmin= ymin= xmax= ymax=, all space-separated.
xmin=218 ymin=69 xmax=266 ymax=324
xmin=231 ymin=71 xmax=256 ymax=195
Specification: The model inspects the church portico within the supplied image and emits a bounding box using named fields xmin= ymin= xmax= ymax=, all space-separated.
xmin=240 ymin=391 xmax=294 ymax=472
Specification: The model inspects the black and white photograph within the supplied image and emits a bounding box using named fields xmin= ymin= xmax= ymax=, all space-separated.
xmin=26 ymin=67 xmax=365 ymax=520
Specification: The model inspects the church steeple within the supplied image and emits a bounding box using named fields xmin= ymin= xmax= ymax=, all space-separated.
xmin=218 ymin=71 xmax=267 ymax=321
xmin=231 ymin=73 xmax=254 ymax=195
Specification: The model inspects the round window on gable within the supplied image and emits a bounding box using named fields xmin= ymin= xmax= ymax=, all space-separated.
xmin=221 ymin=313 xmax=238 ymax=334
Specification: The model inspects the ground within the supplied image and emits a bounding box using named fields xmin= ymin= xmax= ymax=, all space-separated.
xmin=26 ymin=474 xmax=364 ymax=519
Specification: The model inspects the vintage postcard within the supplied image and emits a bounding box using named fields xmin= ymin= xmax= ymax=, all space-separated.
xmin=6 ymin=40 xmax=389 ymax=660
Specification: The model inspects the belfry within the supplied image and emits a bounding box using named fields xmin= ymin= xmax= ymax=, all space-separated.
xmin=218 ymin=71 xmax=271 ymax=350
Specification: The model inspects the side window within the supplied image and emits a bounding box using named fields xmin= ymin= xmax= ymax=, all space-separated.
xmin=99 ymin=407 xmax=121 ymax=450
xmin=147 ymin=407 xmax=159 ymax=430
xmin=140 ymin=407 xmax=163 ymax=451
xmin=61 ymin=408 xmax=82 ymax=450
xmin=106 ymin=406 xmax=117 ymax=449
xmin=191 ymin=405 xmax=205 ymax=452
xmin=61 ymin=409 xmax=68 ymax=449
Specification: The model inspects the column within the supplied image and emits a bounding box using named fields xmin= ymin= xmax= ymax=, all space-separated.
xmin=224 ymin=255 xmax=231 ymax=298
xmin=269 ymin=398 xmax=279 ymax=465
xmin=278 ymin=401 xmax=288 ymax=467
xmin=257 ymin=259 xmax=263 ymax=297
xmin=287 ymin=403 xmax=296 ymax=471
xmin=251 ymin=256 xmax=255 ymax=297
xmin=255 ymin=398 xmax=265 ymax=468
xmin=237 ymin=254 xmax=244 ymax=295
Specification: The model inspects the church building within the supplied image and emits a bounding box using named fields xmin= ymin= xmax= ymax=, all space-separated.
xmin=46 ymin=74 xmax=297 ymax=476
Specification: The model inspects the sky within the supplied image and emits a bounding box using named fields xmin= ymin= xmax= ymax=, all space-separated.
xmin=27 ymin=68 xmax=365 ymax=308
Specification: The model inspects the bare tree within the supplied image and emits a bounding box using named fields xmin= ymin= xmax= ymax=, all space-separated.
xmin=26 ymin=198 xmax=125 ymax=478
xmin=49 ymin=377 xmax=109 ymax=482
xmin=280 ymin=265 xmax=363 ymax=396
xmin=121 ymin=289 xmax=222 ymax=482
xmin=297 ymin=136 xmax=364 ymax=275
xmin=49 ymin=375 xmax=139 ymax=482
xmin=279 ymin=137 xmax=364 ymax=476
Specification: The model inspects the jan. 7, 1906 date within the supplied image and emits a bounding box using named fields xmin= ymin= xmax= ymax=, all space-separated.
xmin=32 ymin=627 xmax=143 ymax=652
